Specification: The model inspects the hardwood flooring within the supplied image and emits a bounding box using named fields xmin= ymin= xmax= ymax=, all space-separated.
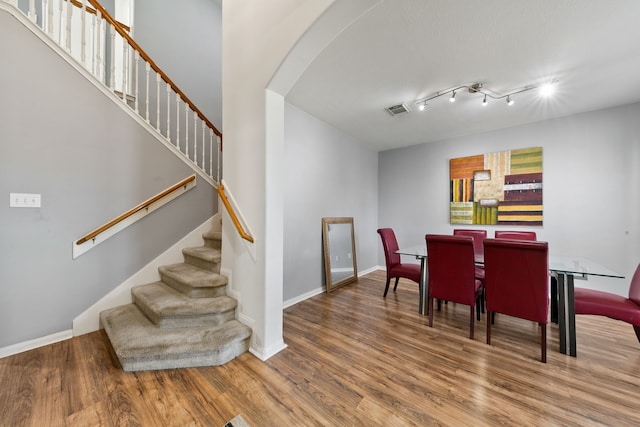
xmin=2 ymin=269 xmax=640 ymax=426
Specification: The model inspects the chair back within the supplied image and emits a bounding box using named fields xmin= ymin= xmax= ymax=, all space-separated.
xmin=627 ymin=263 xmax=640 ymax=305
xmin=494 ymin=230 xmax=537 ymax=241
xmin=377 ymin=228 xmax=401 ymax=269
xmin=426 ymin=234 xmax=477 ymax=306
xmin=483 ymin=238 xmax=549 ymax=324
xmin=453 ymin=229 xmax=487 ymax=258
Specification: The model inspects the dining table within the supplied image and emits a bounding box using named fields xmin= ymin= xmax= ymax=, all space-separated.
xmin=395 ymin=245 xmax=625 ymax=357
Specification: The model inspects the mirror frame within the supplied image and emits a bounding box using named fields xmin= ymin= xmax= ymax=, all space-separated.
xmin=322 ymin=217 xmax=358 ymax=293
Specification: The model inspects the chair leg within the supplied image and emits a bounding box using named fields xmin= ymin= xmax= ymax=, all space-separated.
xmin=475 ymin=296 xmax=481 ymax=321
xmin=486 ymin=311 xmax=492 ymax=344
xmin=428 ymin=297 xmax=434 ymax=327
xmin=393 ymin=277 xmax=400 ymax=292
xmin=634 ymin=325 xmax=640 ymax=343
xmin=541 ymin=323 xmax=547 ymax=363
xmin=383 ymin=278 xmax=391 ymax=297
xmin=491 ymin=312 xmax=495 ymax=324
xmin=469 ymin=306 xmax=475 ymax=340
xmin=437 ymin=299 xmax=442 ymax=311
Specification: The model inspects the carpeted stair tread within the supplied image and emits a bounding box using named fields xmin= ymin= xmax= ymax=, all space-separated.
xmin=202 ymin=231 xmax=222 ymax=249
xmin=132 ymin=282 xmax=237 ymax=328
xmin=182 ymin=246 xmax=220 ymax=264
xmin=100 ymin=304 xmax=252 ymax=372
xmin=159 ymin=263 xmax=227 ymax=298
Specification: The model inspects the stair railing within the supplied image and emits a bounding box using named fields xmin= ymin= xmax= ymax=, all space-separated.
xmin=73 ymin=174 xmax=197 ymax=258
xmin=10 ymin=0 xmax=222 ymax=186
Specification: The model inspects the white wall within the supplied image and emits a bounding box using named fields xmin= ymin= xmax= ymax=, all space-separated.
xmin=379 ymin=102 xmax=640 ymax=295
xmin=283 ymin=103 xmax=378 ymax=303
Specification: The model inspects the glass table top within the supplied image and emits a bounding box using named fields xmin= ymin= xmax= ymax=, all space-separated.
xmin=396 ymin=247 xmax=624 ymax=279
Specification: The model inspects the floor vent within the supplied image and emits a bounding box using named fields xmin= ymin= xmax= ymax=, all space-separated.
xmin=385 ymin=103 xmax=411 ymax=116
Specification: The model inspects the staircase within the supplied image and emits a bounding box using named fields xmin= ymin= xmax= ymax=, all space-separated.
xmin=100 ymin=229 xmax=252 ymax=371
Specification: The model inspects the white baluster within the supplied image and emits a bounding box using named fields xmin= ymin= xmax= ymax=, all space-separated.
xmin=134 ymin=51 xmax=140 ymax=113
xmin=109 ymin=30 xmax=116 ymax=89
xmin=193 ymin=112 xmax=197 ymax=165
xmin=144 ymin=62 xmax=150 ymax=123
xmin=28 ymin=0 xmax=36 ymax=23
xmin=155 ymin=73 xmax=161 ymax=131
xmin=121 ymin=42 xmax=128 ymax=101
xmin=166 ymin=83 xmax=171 ymax=142
xmin=47 ymin=0 xmax=53 ymax=36
xmin=176 ymin=97 xmax=181 ymax=150
xmin=80 ymin=0 xmax=87 ymax=65
xmin=65 ymin=0 xmax=72 ymax=51
xmin=57 ymin=0 xmax=63 ymax=45
xmin=201 ymin=121 xmax=206 ymax=171
xmin=96 ymin=12 xmax=102 ymax=82
xmin=185 ymin=104 xmax=189 ymax=158
xmin=209 ymin=130 xmax=214 ymax=179
xmin=217 ymin=135 xmax=222 ymax=183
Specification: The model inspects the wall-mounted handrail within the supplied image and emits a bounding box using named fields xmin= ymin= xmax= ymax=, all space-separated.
xmin=76 ymin=174 xmax=196 ymax=245
xmin=86 ymin=0 xmax=222 ymax=141
xmin=217 ymin=184 xmax=254 ymax=243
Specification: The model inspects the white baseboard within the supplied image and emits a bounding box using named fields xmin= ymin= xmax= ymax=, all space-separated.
xmin=249 ymin=340 xmax=288 ymax=361
xmin=72 ymin=216 xmax=217 ymax=336
xmin=282 ymin=266 xmax=382 ymax=309
xmin=0 ymin=329 xmax=72 ymax=359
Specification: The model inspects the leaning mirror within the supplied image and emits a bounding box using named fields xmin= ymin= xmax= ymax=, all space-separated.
xmin=322 ymin=217 xmax=358 ymax=293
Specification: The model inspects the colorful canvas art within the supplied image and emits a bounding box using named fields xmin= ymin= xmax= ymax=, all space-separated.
xmin=449 ymin=147 xmax=543 ymax=225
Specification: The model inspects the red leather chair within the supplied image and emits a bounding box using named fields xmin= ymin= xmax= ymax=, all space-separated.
xmin=453 ymin=229 xmax=487 ymax=260
xmin=426 ymin=234 xmax=483 ymax=339
xmin=483 ymin=238 xmax=549 ymax=362
xmin=494 ymin=230 xmax=537 ymax=241
xmin=575 ymin=263 xmax=640 ymax=344
xmin=377 ymin=228 xmax=421 ymax=297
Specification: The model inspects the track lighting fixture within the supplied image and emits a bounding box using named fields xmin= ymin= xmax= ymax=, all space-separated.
xmin=414 ymin=80 xmax=557 ymax=111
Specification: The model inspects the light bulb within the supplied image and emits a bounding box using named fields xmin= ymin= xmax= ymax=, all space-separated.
xmin=419 ymin=103 xmax=426 ymax=111
xmin=539 ymin=82 xmax=556 ymax=97
xmin=449 ymin=91 xmax=456 ymax=103
xmin=507 ymin=96 xmax=514 ymax=106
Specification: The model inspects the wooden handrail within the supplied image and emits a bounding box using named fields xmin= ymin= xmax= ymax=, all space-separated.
xmin=76 ymin=174 xmax=196 ymax=245
xmin=86 ymin=0 xmax=222 ymax=141
xmin=217 ymin=184 xmax=254 ymax=243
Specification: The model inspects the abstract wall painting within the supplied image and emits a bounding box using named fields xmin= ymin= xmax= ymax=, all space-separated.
xmin=450 ymin=147 xmax=543 ymax=225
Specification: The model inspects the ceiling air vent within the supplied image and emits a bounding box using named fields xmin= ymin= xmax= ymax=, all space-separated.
xmin=385 ymin=103 xmax=411 ymax=116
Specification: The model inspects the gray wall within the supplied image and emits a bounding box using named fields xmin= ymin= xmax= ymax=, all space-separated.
xmin=379 ymin=102 xmax=640 ymax=295
xmin=134 ymin=0 xmax=222 ymax=130
xmin=0 ymin=8 xmax=214 ymax=347
xmin=283 ymin=103 xmax=379 ymax=302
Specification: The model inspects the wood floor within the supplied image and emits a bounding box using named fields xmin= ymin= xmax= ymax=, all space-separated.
xmin=2 ymin=269 xmax=640 ymax=426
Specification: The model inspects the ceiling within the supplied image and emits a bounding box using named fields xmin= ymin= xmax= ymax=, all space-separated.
xmin=285 ymin=0 xmax=640 ymax=152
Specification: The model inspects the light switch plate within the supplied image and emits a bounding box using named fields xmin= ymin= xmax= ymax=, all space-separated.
xmin=9 ymin=193 xmax=41 ymax=208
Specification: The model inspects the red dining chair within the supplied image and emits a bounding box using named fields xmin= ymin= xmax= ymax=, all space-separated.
xmin=483 ymin=238 xmax=549 ymax=362
xmin=494 ymin=230 xmax=537 ymax=241
xmin=453 ymin=229 xmax=487 ymax=260
xmin=426 ymin=234 xmax=483 ymax=339
xmin=453 ymin=229 xmax=487 ymax=312
xmin=377 ymin=228 xmax=421 ymax=297
xmin=574 ymin=263 xmax=640 ymax=344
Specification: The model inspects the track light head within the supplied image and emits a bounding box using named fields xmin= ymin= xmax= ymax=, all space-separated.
xmin=419 ymin=102 xmax=426 ymax=111
xmin=482 ymin=95 xmax=488 ymax=106
xmin=449 ymin=91 xmax=456 ymax=103
xmin=507 ymin=96 xmax=514 ymax=106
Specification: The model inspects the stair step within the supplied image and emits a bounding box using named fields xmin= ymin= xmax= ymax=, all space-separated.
xmin=100 ymin=304 xmax=252 ymax=372
xmin=132 ymin=282 xmax=237 ymax=328
xmin=202 ymin=231 xmax=222 ymax=249
xmin=159 ymin=263 xmax=227 ymax=298
xmin=183 ymin=246 xmax=221 ymax=272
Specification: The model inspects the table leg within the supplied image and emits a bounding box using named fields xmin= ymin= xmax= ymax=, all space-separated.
xmin=550 ymin=274 xmax=558 ymax=324
xmin=558 ymin=273 xmax=577 ymax=356
xmin=418 ymin=257 xmax=428 ymax=315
